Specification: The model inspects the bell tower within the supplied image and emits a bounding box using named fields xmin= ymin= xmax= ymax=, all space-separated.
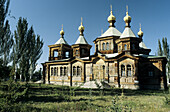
xmin=72 ymin=18 xmax=92 ymax=58
xmin=48 ymin=25 xmax=72 ymax=60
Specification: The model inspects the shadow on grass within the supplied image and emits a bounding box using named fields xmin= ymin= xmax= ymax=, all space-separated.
xmin=21 ymin=95 xmax=90 ymax=103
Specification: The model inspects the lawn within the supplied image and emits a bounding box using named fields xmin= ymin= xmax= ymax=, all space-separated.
xmin=0 ymin=82 xmax=170 ymax=112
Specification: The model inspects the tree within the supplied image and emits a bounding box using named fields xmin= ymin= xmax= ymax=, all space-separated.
xmin=157 ymin=37 xmax=170 ymax=83
xmin=162 ymin=37 xmax=170 ymax=83
xmin=162 ymin=37 xmax=169 ymax=58
xmin=29 ymin=29 xmax=43 ymax=80
xmin=13 ymin=17 xmax=43 ymax=82
xmin=1 ymin=20 xmax=13 ymax=66
xmin=158 ymin=39 xmax=163 ymax=56
xmin=0 ymin=58 xmax=11 ymax=81
xmin=0 ymin=0 xmax=13 ymax=66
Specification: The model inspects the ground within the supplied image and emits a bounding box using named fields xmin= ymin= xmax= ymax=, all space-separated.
xmin=0 ymin=82 xmax=170 ymax=112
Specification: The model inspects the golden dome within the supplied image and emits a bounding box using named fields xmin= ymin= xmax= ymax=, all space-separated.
xmin=60 ymin=25 xmax=64 ymax=36
xmin=78 ymin=17 xmax=85 ymax=31
xmin=78 ymin=24 xmax=85 ymax=31
xmin=124 ymin=12 xmax=131 ymax=23
xmin=138 ymin=24 xmax=143 ymax=37
xmin=60 ymin=30 xmax=64 ymax=35
xmin=107 ymin=10 xmax=116 ymax=22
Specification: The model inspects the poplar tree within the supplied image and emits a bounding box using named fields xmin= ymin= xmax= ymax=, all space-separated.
xmin=13 ymin=17 xmax=43 ymax=82
xmin=162 ymin=37 xmax=170 ymax=83
xmin=0 ymin=0 xmax=13 ymax=66
xmin=1 ymin=20 xmax=13 ymax=66
xmin=157 ymin=37 xmax=170 ymax=83
xmin=158 ymin=39 xmax=163 ymax=56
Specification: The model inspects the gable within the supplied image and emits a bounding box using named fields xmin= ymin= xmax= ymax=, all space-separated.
xmin=119 ymin=58 xmax=135 ymax=65
xmin=72 ymin=61 xmax=83 ymax=67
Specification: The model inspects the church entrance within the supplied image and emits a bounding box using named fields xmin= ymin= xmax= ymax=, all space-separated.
xmin=93 ymin=65 xmax=105 ymax=80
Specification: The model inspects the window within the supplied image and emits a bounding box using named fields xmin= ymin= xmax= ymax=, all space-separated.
xmin=106 ymin=42 xmax=109 ymax=50
xmin=64 ymin=67 xmax=67 ymax=76
xmin=119 ymin=46 xmax=121 ymax=52
xmin=65 ymin=51 xmax=69 ymax=58
xmin=56 ymin=67 xmax=58 ymax=76
xmin=54 ymin=67 xmax=56 ymax=76
xmin=132 ymin=44 xmax=135 ymax=50
xmin=124 ymin=44 xmax=127 ymax=50
xmin=103 ymin=65 xmax=105 ymax=79
xmin=51 ymin=67 xmax=53 ymax=76
xmin=73 ymin=66 xmax=76 ymax=76
xmin=76 ymin=50 xmax=78 ymax=55
xmin=102 ymin=43 xmax=105 ymax=50
xmin=121 ymin=65 xmax=125 ymax=77
xmin=127 ymin=65 xmax=131 ymax=76
xmin=77 ymin=66 xmax=81 ymax=76
xmin=81 ymin=49 xmax=86 ymax=54
xmin=148 ymin=71 xmax=153 ymax=77
xmin=54 ymin=51 xmax=58 ymax=57
xmin=60 ymin=67 xmax=63 ymax=76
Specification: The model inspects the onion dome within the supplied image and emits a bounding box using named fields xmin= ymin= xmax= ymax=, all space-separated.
xmin=138 ymin=24 xmax=143 ymax=38
xmin=78 ymin=17 xmax=85 ymax=35
xmin=124 ymin=6 xmax=131 ymax=27
xmin=107 ymin=5 xmax=116 ymax=27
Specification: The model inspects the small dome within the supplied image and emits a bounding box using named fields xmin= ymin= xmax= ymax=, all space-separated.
xmin=60 ymin=24 xmax=64 ymax=36
xmin=107 ymin=11 xmax=116 ymax=22
xmin=124 ymin=12 xmax=131 ymax=23
xmin=78 ymin=24 xmax=85 ymax=31
xmin=60 ymin=30 xmax=64 ymax=35
xmin=138 ymin=28 xmax=143 ymax=37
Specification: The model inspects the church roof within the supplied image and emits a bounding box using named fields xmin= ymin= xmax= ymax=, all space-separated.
xmin=120 ymin=27 xmax=136 ymax=38
xmin=99 ymin=27 xmax=121 ymax=37
xmin=133 ymin=54 xmax=166 ymax=59
xmin=55 ymin=37 xmax=68 ymax=45
xmin=139 ymin=41 xmax=148 ymax=49
xmin=75 ymin=35 xmax=88 ymax=44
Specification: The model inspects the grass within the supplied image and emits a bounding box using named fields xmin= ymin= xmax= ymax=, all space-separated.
xmin=0 ymin=82 xmax=170 ymax=112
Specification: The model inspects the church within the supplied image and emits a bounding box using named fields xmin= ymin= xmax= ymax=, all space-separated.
xmin=42 ymin=6 xmax=167 ymax=89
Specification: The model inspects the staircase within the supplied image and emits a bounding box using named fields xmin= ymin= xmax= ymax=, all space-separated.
xmin=81 ymin=80 xmax=111 ymax=89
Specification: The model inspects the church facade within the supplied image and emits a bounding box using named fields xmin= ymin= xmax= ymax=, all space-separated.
xmin=42 ymin=7 xmax=167 ymax=89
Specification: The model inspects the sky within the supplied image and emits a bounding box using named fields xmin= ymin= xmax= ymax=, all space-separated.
xmin=8 ymin=0 xmax=170 ymax=70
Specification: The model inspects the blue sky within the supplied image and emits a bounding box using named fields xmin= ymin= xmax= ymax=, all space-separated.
xmin=8 ymin=0 xmax=170 ymax=70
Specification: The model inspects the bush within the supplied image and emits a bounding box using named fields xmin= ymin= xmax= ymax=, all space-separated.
xmin=0 ymin=77 xmax=29 ymax=106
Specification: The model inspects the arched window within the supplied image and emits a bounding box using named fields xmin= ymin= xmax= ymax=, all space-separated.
xmin=119 ymin=46 xmax=121 ymax=52
xmin=148 ymin=67 xmax=154 ymax=77
xmin=54 ymin=51 xmax=58 ymax=57
xmin=64 ymin=67 xmax=67 ymax=76
xmin=121 ymin=65 xmax=125 ymax=77
xmin=54 ymin=67 xmax=56 ymax=76
xmin=65 ymin=51 xmax=69 ymax=58
xmin=127 ymin=65 xmax=131 ymax=76
xmin=82 ymin=49 xmax=85 ymax=54
xmin=106 ymin=42 xmax=109 ymax=50
xmin=56 ymin=67 xmax=58 ymax=76
xmin=77 ymin=66 xmax=81 ymax=76
xmin=73 ymin=66 xmax=76 ymax=76
xmin=102 ymin=43 xmax=105 ymax=50
xmin=148 ymin=71 xmax=153 ymax=77
xmin=124 ymin=44 xmax=127 ymax=50
xmin=51 ymin=67 xmax=53 ymax=76
xmin=132 ymin=44 xmax=135 ymax=50
xmin=76 ymin=50 xmax=78 ymax=55
xmin=60 ymin=67 xmax=63 ymax=76
xmin=103 ymin=65 xmax=105 ymax=79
